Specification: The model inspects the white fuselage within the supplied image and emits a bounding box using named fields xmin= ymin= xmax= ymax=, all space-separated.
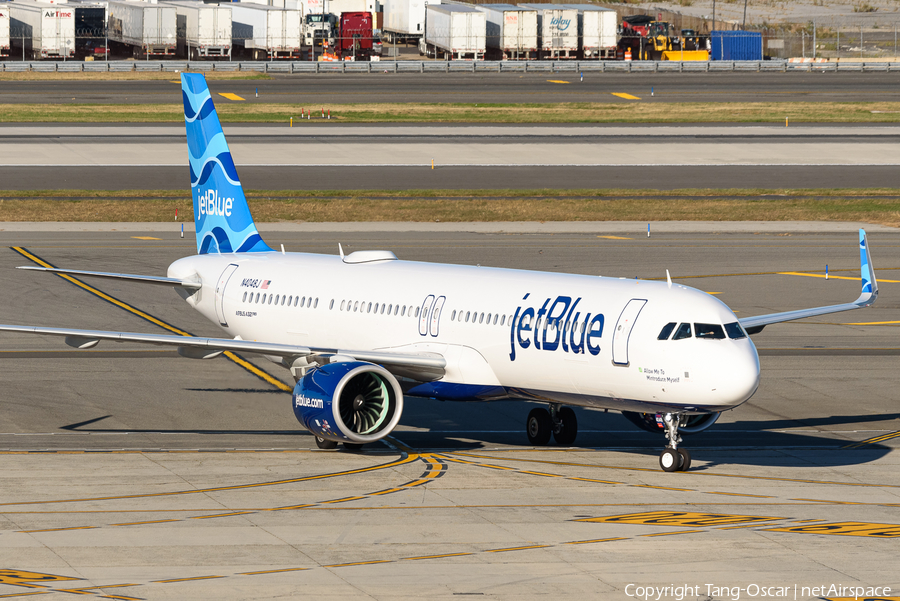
xmin=168 ymin=251 xmax=761 ymax=415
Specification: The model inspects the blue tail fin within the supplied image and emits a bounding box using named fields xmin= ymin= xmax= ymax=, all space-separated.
xmin=181 ymin=73 xmax=272 ymax=255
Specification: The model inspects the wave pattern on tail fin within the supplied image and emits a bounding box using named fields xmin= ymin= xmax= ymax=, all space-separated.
xmin=182 ymin=73 xmax=272 ymax=255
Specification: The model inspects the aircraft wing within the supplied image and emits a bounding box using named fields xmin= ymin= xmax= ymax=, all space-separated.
xmin=17 ymin=267 xmax=202 ymax=290
xmin=0 ymin=325 xmax=446 ymax=375
xmin=738 ymin=229 xmax=878 ymax=335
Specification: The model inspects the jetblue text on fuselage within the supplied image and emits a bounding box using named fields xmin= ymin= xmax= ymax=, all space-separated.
xmin=551 ymin=17 xmax=571 ymax=31
xmin=509 ymin=294 xmax=604 ymax=361
xmin=197 ymin=189 xmax=233 ymax=217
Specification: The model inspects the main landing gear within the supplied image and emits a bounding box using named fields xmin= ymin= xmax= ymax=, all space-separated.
xmin=658 ymin=413 xmax=691 ymax=472
xmin=315 ymin=436 xmax=364 ymax=451
xmin=526 ymin=404 xmax=578 ymax=446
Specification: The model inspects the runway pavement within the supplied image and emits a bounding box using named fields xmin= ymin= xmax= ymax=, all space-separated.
xmin=3 ymin=72 xmax=900 ymax=104
xmin=0 ymin=228 xmax=897 ymax=599
xmin=3 ymin=124 xmax=900 ymax=189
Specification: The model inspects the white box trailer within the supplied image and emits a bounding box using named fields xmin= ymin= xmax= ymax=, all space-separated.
xmin=163 ymin=1 xmax=230 ymax=59
xmin=383 ymin=0 xmax=438 ymax=43
xmin=517 ymin=3 xmax=576 ymax=59
xmin=107 ymin=1 xmax=176 ymax=57
xmin=421 ymin=4 xmax=483 ymax=60
xmin=239 ymin=0 xmax=301 ymax=8
xmin=0 ymin=5 xmax=10 ymax=57
xmin=8 ymin=1 xmax=75 ymax=59
xmin=477 ymin=3 xmax=536 ymax=60
xmin=563 ymin=4 xmax=615 ymax=59
xmin=231 ymin=3 xmax=302 ymax=60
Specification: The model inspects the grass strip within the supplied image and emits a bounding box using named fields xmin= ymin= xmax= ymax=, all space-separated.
xmin=1 ymin=189 xmax=900 ymax=225
xmin=0 ymin=72 xmax=272 ymax=82
xmin=4 ymin=101 xmax=900 ymax=123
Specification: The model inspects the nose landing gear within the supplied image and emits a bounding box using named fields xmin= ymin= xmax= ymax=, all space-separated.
xmin=659 ymin=412 xmax=691 ymax=472
xmin=526 ymin=404 xmax=578 ymax=446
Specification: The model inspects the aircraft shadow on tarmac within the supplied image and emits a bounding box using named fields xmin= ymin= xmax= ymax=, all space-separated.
xmin=57 ymin=403 xmax=896 ymax=468
xmin=60 ymin=414 xmax=306 ymax=436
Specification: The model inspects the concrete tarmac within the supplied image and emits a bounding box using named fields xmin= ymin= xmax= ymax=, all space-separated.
xmin=3 ymin=124 xmax=900 ymax=189
xmin=2 ymin=72 xmax=900 ymax=104
xmin=0 ymin=228 xmax=898 ymax=599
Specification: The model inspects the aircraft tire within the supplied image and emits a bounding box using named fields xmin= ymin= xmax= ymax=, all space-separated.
xmin=315 ymin=436 xmax=338 ymax=450
xmin=659 ymin=448 xmax=682 ymax=472
xmin=526 ymin=408 xmax=552 ymax=446
xmin=553 ymin=407 xmax=578 ymax=446
xmin=678 ymin=448 xmax=692 ymax=471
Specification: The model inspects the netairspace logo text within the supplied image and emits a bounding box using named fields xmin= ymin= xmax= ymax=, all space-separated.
xmin=624 ymin=583 xmax=892 ymax=601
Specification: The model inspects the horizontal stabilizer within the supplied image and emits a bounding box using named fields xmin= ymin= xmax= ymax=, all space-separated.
xmin=18 ymin=266 xmax=202 ymax=290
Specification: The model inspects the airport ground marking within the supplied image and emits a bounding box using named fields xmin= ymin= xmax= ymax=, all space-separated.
xmin=8 ymin=513 xmax=890 ymax=596
xmin=10 ymin=247 xmax=292 ymax=393
xmin=575 ymin=511 xmax=787 ymax=527
xmin=640 ymin=529 xmax=704 ymax=537
xmin=445 ymin=450 xmax=900 ymax=488
xmin=6 ymin=453 xmax=443 ymax=536
xmin=779 ymin=270 xmax=900 ymax=283
xmin=217 ymin=93 xmax=245 ymax=101
xmin=562 ymin=537 xmax=628 ymax=545
xmin=546 ymin=80 xmax=570 ymax=84
xmin=612 ymin=92 xmax=641 ymax=100
xmin=842 ymin=430 xmax=900 ymax=449
xmin=152 ymin=575 xmax=226 ymax=583
xmin=0 ymin=453 xmax=419 ymax=507
xmin=485 ymin=544 xmax=551 ymax=553
xmin=129 ymin=236 xmax=160 ymax=241
xmin=237 ymin=568 xmax=310 ymax=576
xmin=597 ymin=235 xmax=632 ymax=240
xmin=763 ymin=521 xmax=900 ymax=538
xmin=0 ymin=572 xmax=142 ymax=600
xmin=0 ymin=571 xmax=78 ymax=588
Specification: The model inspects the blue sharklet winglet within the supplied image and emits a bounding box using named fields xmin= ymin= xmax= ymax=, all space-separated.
xmin=739 ymin=229 xmax=878 ymax=333
xmin=182 ymin=73 xmax=272 ymax=255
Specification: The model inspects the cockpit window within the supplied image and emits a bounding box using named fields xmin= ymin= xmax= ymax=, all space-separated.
xmin=657 ymin=322 xmax=676 ymax=340
xmin=724 ymin=322 xmax=746 ymax=339
xmin=672 ymin=323 xmax=692 ymax=340
xmin=694 ymin=323 xmax=726 ymax=339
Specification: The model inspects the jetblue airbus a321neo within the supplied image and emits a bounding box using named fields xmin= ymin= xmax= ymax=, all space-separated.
xmin=0 ymin=74 xmax=879 ymax=471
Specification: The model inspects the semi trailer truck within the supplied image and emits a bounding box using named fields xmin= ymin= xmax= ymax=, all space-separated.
xmin=8 ymin=1 xmax=75 ymax=59
xmin=107 ymin=0 xmax=176 ymax=58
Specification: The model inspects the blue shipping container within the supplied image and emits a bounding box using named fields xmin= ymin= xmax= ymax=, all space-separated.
xmin=710 ymin=31 xmax=762 ymax=61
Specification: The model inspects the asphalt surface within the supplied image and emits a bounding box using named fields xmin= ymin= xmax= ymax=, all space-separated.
xmin=5 ymin=164 xmax=900 ymax=190
xmin=0 ymin=229 xmax=897 ymax=598
xmin=4 ymin=124 xmax=900 ymax=189
xmin=4 ymin=72 xmax=900 ymax=104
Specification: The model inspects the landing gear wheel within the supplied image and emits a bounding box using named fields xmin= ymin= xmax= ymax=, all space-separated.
xmin=343 ymin=442 xmax=364 ymax=451
xmin=315 ymin=436 xmax=338 ymax=450
xmin=659 ymin=448 xmax=682 ymax=472
xmin=526 ymin=408 xmax=552 ymax=446
xmin=678 ymin=448 xmax=691 ymax=471
xmin=553 ymin=407 xmax=578 ymax=446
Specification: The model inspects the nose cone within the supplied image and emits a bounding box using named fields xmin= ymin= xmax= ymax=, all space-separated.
xmin=719 ymin=339 xmax=760 ymax=407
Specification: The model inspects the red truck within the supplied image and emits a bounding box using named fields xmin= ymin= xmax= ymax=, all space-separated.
xmin=338 ymin=11 xmax=373 ymax=60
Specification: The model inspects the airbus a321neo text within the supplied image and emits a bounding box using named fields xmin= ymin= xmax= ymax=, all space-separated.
xmin=0 ymin=74 xmax=879 ymax=472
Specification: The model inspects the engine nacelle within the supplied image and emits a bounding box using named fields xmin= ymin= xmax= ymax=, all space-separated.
xmin=292 ymin=361 xmax=403 ymax=444
xmin=622 ymin=411 xmax=720 ymax=435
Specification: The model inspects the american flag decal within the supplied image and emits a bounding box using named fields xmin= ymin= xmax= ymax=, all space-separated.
xmin=261 ymin=280 xmax=270 ymax=289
